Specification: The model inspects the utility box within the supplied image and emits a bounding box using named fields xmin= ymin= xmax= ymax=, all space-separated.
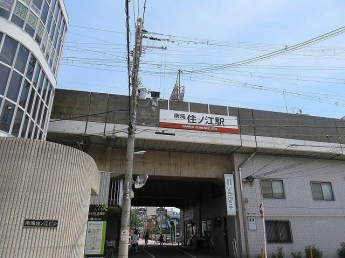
xmin=248 ymin=217 xmax=257 ymax=231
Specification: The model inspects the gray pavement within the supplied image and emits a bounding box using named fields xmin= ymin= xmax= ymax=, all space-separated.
xmin=124 ymin=239 xmax=228 ymax=258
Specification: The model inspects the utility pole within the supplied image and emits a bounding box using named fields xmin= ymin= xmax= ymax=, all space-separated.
xmin=118 ymin=17 xmax=143 ymax=258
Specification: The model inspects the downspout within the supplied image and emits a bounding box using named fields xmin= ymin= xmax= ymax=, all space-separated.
xmin=238 ymin=151 xmax=257 ymax=258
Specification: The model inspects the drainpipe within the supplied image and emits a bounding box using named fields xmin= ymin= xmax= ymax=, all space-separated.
xmin=238 ymin=151 xmax=257 ymax=258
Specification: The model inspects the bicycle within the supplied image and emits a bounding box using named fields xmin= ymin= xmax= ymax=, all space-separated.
xmin=130 ymin=243 xmax=138 ymax=256
xmin=104 ymin=240 xmax=116 ymax=258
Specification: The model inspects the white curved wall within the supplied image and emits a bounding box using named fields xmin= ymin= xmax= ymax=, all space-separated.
xmin=0 ymin=138 xmax=100 ymax=258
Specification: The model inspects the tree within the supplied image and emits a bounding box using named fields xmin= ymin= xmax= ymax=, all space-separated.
xmin=130 ymin=209 xmax=143 ymax=230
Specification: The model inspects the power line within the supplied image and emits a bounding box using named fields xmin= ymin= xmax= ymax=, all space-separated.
xmin=185 ymin=26 xmax=345 ymax=74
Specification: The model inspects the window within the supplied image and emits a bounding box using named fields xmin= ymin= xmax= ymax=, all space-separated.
xmin=0 ymin=36 xmax=18 ymax=66
xmin=19 ymin=80 xmax=31 ymax=108
xmin=14 ymin=45 xmax=29 ymax=73
xmin=26 ymin=55 xmax=36 ymax=81
xmin=0 ymin=100 xmax=15 ymax=132
xmin=32 ymin=64 xmax=41 ymax=88
xmin=20 ymin=115 xmax=30 ymax=137
xmin=6 ymin=71 xmax=23 ymax=102
xmin=12 ymin=108 xmax=24 ymax=137
xmin=11 ymin=1 xmax=28 ymax=28
xmin=0 ymin=0 xmax=14 ymax=19
xmin=35 ymin=21 xmax=44 ymax=44
xmin=41 ymin=1 xmax=49 ymax=24
xmin=31 ymin=94 xmax=41 ymax=120
xmin=25 ymin=11 xmax=39 ymax=37
xmin=261 ymin=180 xmax=285 ymax=199
xmin=26 ymin=88 xmax=36 ymax=115
xmin=0 ymin=63 xmax=11 ymax=95
xmin=266 ymin=220 xmax=293 ymax=243
xmin=32 ymin=0 xmax=43 ymax=13
xmin=27 ymin=119 xmax=34 ymax=138
xmin=311 ymin=182 xmax=334 ymax=201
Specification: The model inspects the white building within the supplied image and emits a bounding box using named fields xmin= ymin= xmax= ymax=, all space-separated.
xmin=0 ymin=3 xmax=101 ymax=258
xmin=0 ymin=0 xmax=68 ymax=139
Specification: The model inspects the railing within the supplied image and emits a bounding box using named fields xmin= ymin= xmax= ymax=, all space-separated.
xmin=108 ymin=177 xmax=123 ymax=207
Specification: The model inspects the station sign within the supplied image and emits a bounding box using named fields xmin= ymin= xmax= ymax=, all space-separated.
xmin=224 ymin=174 xmax=236 ymax=216
xmin=159 ymin=109 xmax=238 ymax=134
xmin=23 ymin=219 xmax=58 ymax=228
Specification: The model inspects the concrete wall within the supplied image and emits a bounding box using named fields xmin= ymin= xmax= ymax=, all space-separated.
xmin=87 ymin=146 xmax=231 ymax=179
xmin=233 ymin=153 xmax=345 ymax=258
xmin=0 ymin=138 xmax=100 ymax=258
xmin=51 ymin=89 xmax=345 ymax=144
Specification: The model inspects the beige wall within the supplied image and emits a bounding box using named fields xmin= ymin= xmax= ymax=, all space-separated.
xmin=88 ymin=146 xmax=231 ymax=179
xmin=0 ymin=138 xmax=100 ymax=258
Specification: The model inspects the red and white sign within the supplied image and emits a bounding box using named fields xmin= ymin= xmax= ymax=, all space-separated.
xmin=159 ymin=110 xmax=239 ymax=134
xmin=259 ymin=204 xmax=264 ymax=215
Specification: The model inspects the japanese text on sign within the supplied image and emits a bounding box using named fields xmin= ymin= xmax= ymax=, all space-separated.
xmin=23 ymin=219 xmax=58 ymax=228
xmin=159 ymin=110 xmax=239 ymax=134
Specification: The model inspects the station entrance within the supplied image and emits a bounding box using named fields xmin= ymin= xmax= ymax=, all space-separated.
xmin=101 ymin=175 xmax=238 ymax=257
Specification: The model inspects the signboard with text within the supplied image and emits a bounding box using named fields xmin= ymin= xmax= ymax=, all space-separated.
xmin=23 ymin=219 xmax=58 ymax=228
xmin=159 ymin=110 xmax=239 ymax=134
xmin=84 ymin=205 xmax=108 ymax=257
xmin=224 ymin=174 xmax=236 ymax=216
xmin=170 ymin=224 xmax=176 ymax=243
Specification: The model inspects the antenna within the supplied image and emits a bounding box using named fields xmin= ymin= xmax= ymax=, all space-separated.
xmin=170 ymin=69 xmax=185 ymax=102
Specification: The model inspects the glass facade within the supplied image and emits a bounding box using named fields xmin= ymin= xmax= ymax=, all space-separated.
xmin=0 ymin=34 xmax=55 ymax=140
xmin=0 ymin=0 xmax=67 ymax=76
xmin=0 ymin=0 xmax=67 ymax=139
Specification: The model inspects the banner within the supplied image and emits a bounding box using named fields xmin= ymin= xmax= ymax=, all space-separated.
xmin=159 ymin=109 xmax=238 ymax=134
xmin=170 ymin=224 xmax=176 ymax=243
xmin=84 ymin=205 xmax=108 ymax=257
xmin=224 ymin=174 xmax=236 ymax=216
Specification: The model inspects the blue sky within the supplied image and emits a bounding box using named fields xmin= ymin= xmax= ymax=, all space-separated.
xmin=58 ymin=0 xmax=345 ymax=118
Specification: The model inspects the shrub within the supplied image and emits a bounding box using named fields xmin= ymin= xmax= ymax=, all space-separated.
xmin=305 ymin=245 xmax=323 ymax=258
xmin=271 ymin=247 xmax=284 ymax=258
xmin=338 ymin=242 xmax=345 ymax=258
xmin=291 ymin=251 xmax=302 ymax=258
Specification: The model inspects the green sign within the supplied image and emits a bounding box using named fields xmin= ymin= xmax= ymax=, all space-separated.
xmin=170 ymin=225 xmax=176 ymax=243
xmin=84 ymin=205 xmax=108 ymax=257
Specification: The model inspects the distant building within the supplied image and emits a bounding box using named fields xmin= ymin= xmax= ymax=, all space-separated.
xmin=0 ymin=0 xmax=68 ymax=139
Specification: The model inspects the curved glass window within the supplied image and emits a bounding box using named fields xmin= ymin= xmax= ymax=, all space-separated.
xmin=25 ymin=11 xmax=39 ymax=37
xmin=32 ymin=0 xmax=43 ymax=15
xmin=26 ymin=54 xmax=36 ymax=81
xmin=0 ymin=63 xmax=11 ymax=95
xmin=1 ymin=0 xmax=67 ymax=78
xmin=11 ymin=1 xmax=28 ymax=28
xmin=12 ymin=107 xmax=23 ymax=137
xmin=6 ymin=70 xmax=23 ymax=102
xmin=14 ymin=45 xmax=29 ymax=73
xmin=0 ymin=0 xmax=14 ymax=19
xmin=0 ymin=34 xmax=54 ymax=140
xmin=19 ymin=79 xmax=30 ymax=108
xmin=41 ymin=1 xmax=49 ymax=24
xmin=0 ymin=100 xmax=15 ymax=132
xmin=0 ymin=36 xmax=18 ymax=66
